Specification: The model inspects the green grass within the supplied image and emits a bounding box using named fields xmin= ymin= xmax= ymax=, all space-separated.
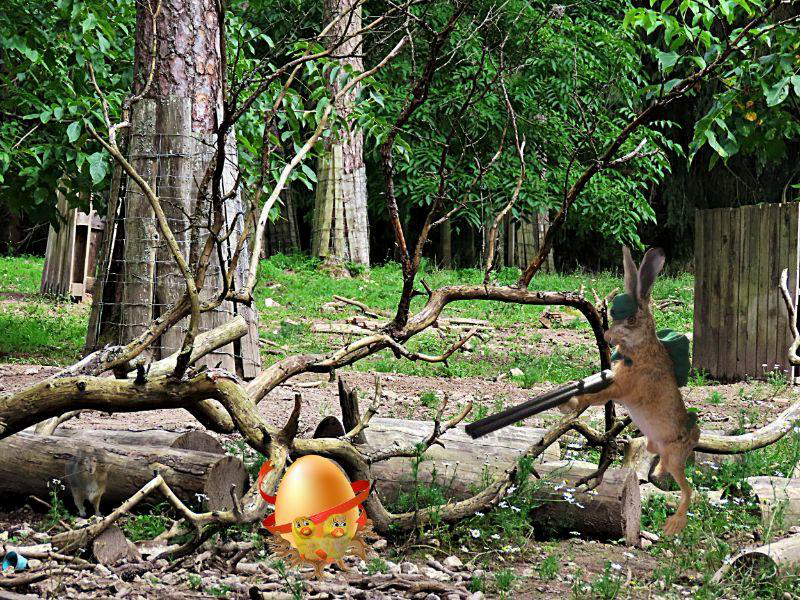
xmin=0 ymin=253 xmax=696 ymax=377
xmin=0 ymin=255 xmax=44 ymax=294
xmin=0 ymin=300 xmax=89 ymax=364
xmin=254 ymin=254 xmax=696 ymax=381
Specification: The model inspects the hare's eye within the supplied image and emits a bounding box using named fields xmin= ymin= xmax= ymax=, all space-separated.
xmin=626 ymin=316 xmax=637 ymax=325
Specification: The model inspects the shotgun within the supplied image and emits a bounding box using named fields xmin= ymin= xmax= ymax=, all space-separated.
xmin=464 ymin=369 xmax=615 ymax=439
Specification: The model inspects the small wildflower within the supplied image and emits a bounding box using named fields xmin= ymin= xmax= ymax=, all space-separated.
xmin=475 ymin=511 xmax=484 ymax=517
xmin=491 ymin=534 xmax=500 ymax=540
xmin=499 ymin=501 xmax=508 ymax=508
xmin=507 ymin=485 xmax=517 ymax=494
xmin=510 ymin=506 xmax=521 ymax=513
xmin=611 ymin=563 xmax=622 ymax=571
xmin=470 ymin=529 xmax=481 ymax=539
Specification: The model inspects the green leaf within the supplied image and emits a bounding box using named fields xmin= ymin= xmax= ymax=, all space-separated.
xmin=301 ymin=163 xmax=317 ymax=183
xmin=87 ymin=152 xmax=107 ymax=184
xmin=657 ymin=51 xmax=680 ymax=69
xmin=765 ymin=77 xmax=790 ymax=107
xmin=792 ymin=75 xmax=800 ymax=98
xmin=67 ymin=121 xmax=82 ymax=143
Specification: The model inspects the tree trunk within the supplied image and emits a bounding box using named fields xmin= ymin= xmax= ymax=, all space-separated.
xmin=438 ymin=220 xmax=452 ymax=269
xmin=52 ymin=428 xmax=224 ymax=455
xmin=359 ymin=418 xmax=561 ymax=498
xmin=86 ymin=0 xmax=261 ymax=378
xmin=264 ymin=183 xmax=301 ymax=257
xmin=311 ymin=0 xmax=369 ymax=267
xmin=0 ymin=432 xmax=248 ymax=511
xmin=513 ymin=213 xmax=554 ymax=273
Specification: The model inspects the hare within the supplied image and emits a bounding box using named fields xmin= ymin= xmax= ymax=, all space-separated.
xmin=65 ymin=447 xmax=109 ymax=517
xmin=560 ymin=246 xmax=700 ymax=535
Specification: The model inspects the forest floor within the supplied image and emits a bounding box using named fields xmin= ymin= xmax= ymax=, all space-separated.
xmin=1 ymin=255 xmax=799 ymax=599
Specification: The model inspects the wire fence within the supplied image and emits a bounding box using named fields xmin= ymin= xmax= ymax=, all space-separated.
xmin=89 ymin=131 xmax=261 ymax=379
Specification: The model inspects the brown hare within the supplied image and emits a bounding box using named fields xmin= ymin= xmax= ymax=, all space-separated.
xmin=560 ymin=246 xmax=700 ymax=535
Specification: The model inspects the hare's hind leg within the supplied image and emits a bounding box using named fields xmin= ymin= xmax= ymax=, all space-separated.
xmin=659 ymin=442 xmax=693 ymax=535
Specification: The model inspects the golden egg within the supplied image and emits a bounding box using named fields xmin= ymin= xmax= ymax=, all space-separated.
xmin=273 ymin=455 xmax=360 ymax=544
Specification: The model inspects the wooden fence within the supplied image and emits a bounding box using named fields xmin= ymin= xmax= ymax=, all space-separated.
xmin=40 ymin=192 xmax=105 ymax=301
xmin=693 ymin=204 xmax=800 ymax=382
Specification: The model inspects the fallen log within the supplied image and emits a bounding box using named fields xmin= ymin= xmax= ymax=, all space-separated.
xmin=747 ymin=476 xmax=800 ymax=529
xmin=52 ymin=428 xmax=225 ymax=454
xmin=711 ymin=534 xmax=800 ymax=583
xmin=363 ymin=417 xmax=561 ymax=500
xmin=526 ymin=460 xmax=641 ymax=546
xmin=0 ymin=432 xmax=248 ymax=512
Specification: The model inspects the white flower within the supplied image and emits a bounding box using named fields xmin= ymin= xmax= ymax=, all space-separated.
xmin=491 ymin=534 xmax=500 ymax=540
xmin=611 ymin=563 xmax=622 ymax=571
xmin=475 ymin=511 xmax=484 ymax=517
xmin=507 ymin=485 xmax=517 ymax=494
xmin=499 ymin=501 xmax=508 ymax=508
xmin=470 ymin=529 xmax=481 ymax=538
xmin=510 ymin=506 xmax=521 ymax=513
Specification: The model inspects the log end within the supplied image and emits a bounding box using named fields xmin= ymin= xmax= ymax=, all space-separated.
xmin=204 ymin=455 xmax=249 ymax=512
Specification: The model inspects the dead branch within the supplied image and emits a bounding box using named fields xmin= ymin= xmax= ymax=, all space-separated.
xmin=780 ymin=267 xmax=800 ymax=365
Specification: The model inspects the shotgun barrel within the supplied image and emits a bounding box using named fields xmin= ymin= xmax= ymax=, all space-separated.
xmin=464 ymin=369 xmax=614 ymax=439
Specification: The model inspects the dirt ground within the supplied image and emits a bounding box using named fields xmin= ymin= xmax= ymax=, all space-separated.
xmin=0 ymin=350 xmax=795 ymax=599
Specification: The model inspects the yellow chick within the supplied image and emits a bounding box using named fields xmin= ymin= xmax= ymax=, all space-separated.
xmin=319 ymin=513 xmax=352 ymax=569
xmin=290 ymin=516 xmax=320 ymax=560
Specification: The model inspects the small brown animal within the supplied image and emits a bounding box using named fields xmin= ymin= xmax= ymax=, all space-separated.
xmin=560 ymin=246 xmax=700 ymax=535
xmin=65 ymin=448 xmax=109 ymax=517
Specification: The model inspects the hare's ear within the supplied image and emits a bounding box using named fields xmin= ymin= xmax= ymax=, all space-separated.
xmin=637 ymin=247 xmax=665 ymax=302
xmin=622 ymin=246 xmax=638 ymax=299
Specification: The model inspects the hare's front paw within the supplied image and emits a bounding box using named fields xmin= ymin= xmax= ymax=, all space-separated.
xmin=558 ymin=397 xmax=580 ymax=414
xmin=664 ymin=513 xmax=687 ymax=536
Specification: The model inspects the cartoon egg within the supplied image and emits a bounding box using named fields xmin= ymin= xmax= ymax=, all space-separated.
xmin=273 ymin=455 xmax=359 ymax=547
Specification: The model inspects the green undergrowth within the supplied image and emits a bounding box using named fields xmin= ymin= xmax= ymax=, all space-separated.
xmin=255 ymin=253 xmax=695 ymax=382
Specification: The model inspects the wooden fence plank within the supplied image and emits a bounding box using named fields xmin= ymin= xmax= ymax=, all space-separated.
xmin=692 ymin=209 xmax=705 ymax=372
xmin=736 ymin=206 xmax=750 ymax=377
xmin=766 ymin=205 xmax=781 ymax=377
xmin=722 ymin=208 xmax=740 ymax=381
xmin=756 ymin=205 xmax=772 ymax=379
xmin=715 ymin=209 xmax=730 ymax=379
xmin=789 ymin=204 xmax=800 ymax=381
xmin=745 ymin=205 xmax=762 ymax=378
xmin=706 ymin=209 xmax=722 ymax=378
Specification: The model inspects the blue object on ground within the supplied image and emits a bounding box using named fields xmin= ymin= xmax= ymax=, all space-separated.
xmin=2 ymin=550 xmax=28 ymax=571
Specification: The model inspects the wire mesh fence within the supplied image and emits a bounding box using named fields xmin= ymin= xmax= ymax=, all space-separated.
xmin=87 ymin=129 xmax=261 ymax=379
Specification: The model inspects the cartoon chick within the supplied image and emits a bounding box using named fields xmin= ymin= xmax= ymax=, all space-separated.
xmin=291 ymin=516 xmax=319 ymax=559
xmin=318 ymin=514 xmax=351 ymax=566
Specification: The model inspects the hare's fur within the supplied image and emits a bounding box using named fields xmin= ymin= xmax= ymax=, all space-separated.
xmin=65 ymin=447 xmax=109 ymax=517
xmin=560 ymin=247 xmax=700 ymax=535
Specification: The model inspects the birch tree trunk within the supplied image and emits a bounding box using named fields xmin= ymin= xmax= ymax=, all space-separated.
xmin=86 ymin=0 xmax=261 ymax=378
xmin=311 ymin=0 xmax=370 ymax=267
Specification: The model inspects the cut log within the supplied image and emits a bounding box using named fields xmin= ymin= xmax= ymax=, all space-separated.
xmin=364 ymin=417 xmax=561 ymax=502
xmin=52 ymin=429 xmax=225 ymax=454
xmin=92 ymin=525 xmax=141 ymax=565
xmin=0 ymin=433 xmax=247 ymax=512
xmin=711 ymin=535 xmax=800 ymax=584
xmin=747 ymin=476 xmax=800 ymax=529
xmin=527 ymin=460 xmax=641 ymax=546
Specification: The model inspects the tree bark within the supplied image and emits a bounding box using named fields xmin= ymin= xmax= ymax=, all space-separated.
xmin=311 ymin=0 xmax=369 ymax=267
xmin=0 ymin=432 xmax=248 ymax=511
xmin=360 ymin=418 xmax=561 ymax=499
xmin=52 ymin=428 xmax=224 ymax=455
xmin=87 ymin=0 xmax=261 ymax=378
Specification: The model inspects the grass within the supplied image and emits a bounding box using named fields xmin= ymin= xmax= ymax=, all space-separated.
xmin=0 ymin=253 xmax=696 ymax=384
xmin=0 ymin=254 xmax=44 ymax=294
xmin=3 ymin=253 xmax=800 ymax=596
